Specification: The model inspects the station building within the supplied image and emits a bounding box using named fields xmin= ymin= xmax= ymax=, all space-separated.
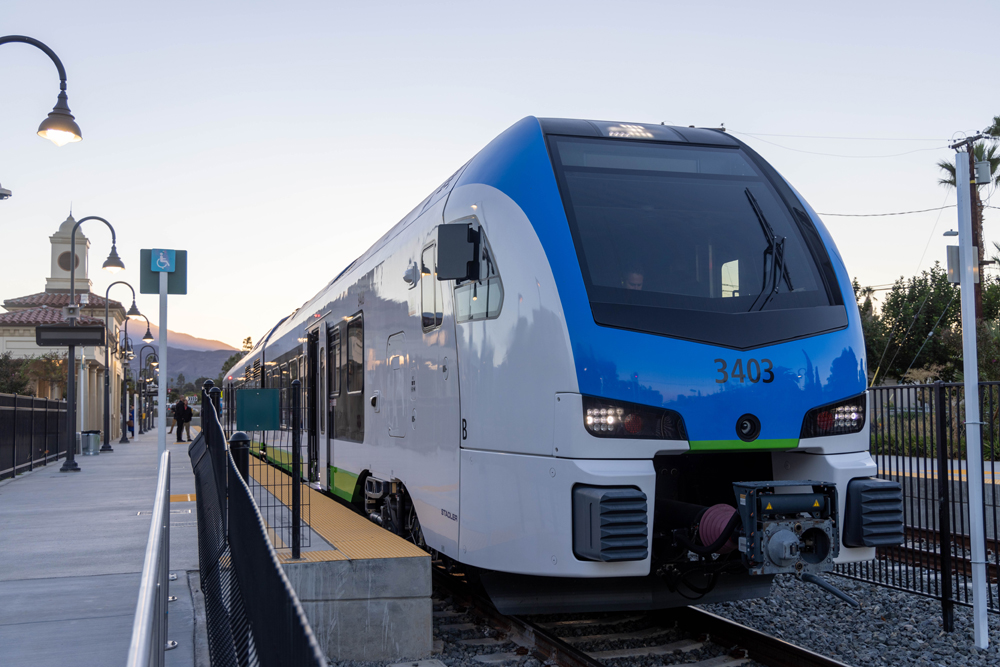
xmin=0 ymin=214 xmax=131 ymax=436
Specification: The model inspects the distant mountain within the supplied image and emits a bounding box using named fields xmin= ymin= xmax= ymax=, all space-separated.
xmin=123 ymin=323 xmax=239 ymax=385
xmin=126 ymin=322 xmax=237 ymax=352
xmin=125 ymin=346 xmax=237 ymax=386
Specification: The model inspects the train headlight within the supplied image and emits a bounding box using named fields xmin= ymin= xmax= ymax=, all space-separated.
xmin=583 ymin=396 xmax=686 ymax=440
xmin=800 ymin=393 xmax=866 ymax=438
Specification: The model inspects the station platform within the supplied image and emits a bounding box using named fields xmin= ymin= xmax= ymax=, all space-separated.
xmin=0 ymin=428 xmax=205 ymax=667
xmin=244 ymin=453 xmax=432 ymax=660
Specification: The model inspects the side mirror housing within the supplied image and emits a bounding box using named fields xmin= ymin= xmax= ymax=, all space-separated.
xmin=437 ymin=223 xmax=480 ymax=281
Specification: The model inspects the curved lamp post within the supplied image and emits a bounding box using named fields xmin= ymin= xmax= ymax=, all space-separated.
xmin=118 ymin=329 xmax=134 ymax=445
xmin=60 ymin=216 xmax=123 ymax=472
xmin=0 ymin=35 xmax=83 ymax=147
xmin=143 ymin=357 xmax=158 ymax=431
xmin=138 ymin=345 xmax=156 ymax=434
xmin=102 ymin=282 xmax=140 ymax=452
xmin=0 ymin=35 xmax=83 ymax=199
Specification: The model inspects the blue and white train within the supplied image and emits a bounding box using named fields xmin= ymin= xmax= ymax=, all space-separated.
xmin=226 ymin=117 xmax=901 ymax=613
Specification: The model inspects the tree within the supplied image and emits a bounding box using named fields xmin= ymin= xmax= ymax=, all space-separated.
xmin=176 ymin=373 xmax=186 ymax=388
xmin=0 ymin=352 xmax=30 ymax=395
xmin=865 ymin=263 xmax=961 ymax=383
xmin=217 ymin=350 xmax=246 ymax=386
xmin=242 ymin=336 xmax=253 ymax=353
xmin=22 ymin=352 xmax=67 ymax=396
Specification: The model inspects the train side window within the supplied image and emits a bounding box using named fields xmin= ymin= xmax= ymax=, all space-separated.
xmin=347 ymin=315 xmax=364 ymax=394
xmin=319 ymin=347 xmax=325 ymax=434
xmin=329 ymin=327 xmax=341 ymax=396
xmin=454 ymin=228 xmax=503 ymax=322
xmin=281 ymin=362 xmax=289 ymax=428
xmin=421 ymin=245 xmax=443 ymax=331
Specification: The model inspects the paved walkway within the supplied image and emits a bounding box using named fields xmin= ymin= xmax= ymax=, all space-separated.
xmin=0 ymin=428 xmax=206 ymax=666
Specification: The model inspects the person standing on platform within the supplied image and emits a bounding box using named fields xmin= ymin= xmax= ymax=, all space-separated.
xmin=128 ymin=406 xmax=135 ymax=437
xmin=174 ymin=400 xmax=186 ymax=443
xmin=182 ymin=399 xmax=193 ymax=442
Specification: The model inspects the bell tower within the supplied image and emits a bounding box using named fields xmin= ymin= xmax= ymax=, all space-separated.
xmin=45 ymin=212 xmax=92 ymax=293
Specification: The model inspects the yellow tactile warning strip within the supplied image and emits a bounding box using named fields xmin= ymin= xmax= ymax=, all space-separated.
xmin=248 ymin=460 xmax=427 ymax=561
xmin=170 ymin=494 xmax=196 ymax=502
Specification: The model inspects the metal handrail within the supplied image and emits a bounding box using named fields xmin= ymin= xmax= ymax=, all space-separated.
xmin=126 ymin=450 xmax=173 ymax=666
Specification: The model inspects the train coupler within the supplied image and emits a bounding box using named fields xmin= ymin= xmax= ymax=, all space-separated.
xmin=733 ymin=480 xmax=840 ymax=576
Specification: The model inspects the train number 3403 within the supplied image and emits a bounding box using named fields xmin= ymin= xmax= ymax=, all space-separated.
xmin=714 ymin=358 xmax=774 ymax=384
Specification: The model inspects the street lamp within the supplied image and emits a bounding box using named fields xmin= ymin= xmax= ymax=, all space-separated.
xmin=60 ymin=216 xmax=123 ymax=473
xmin=143 ymin=363 xmax=158 ymax=431
xmin=107 ymin=325 xmax=134 ymax=446
xmin=102 ymin=282 xmax=141 ymax=452
xmin=138 ymin=345 xmax=157 ymax=435
xmin=0 ymin=35 xmax=83 ymax=146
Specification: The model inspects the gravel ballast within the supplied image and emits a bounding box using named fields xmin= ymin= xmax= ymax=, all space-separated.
xmin=702 ymin=574 xmax=1000 ymax=667
xmin=330 ymin=575 xmax=1000 ymax=667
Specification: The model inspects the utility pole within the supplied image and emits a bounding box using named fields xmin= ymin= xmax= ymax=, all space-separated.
xmin=952 ymin=135 xmax=989 ymax=649
xmin=970 ymin=148 xmax=984 ymax=320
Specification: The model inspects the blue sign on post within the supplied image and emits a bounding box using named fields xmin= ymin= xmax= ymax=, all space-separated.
xmin=151 ymin=249 xmax=176 ymax=273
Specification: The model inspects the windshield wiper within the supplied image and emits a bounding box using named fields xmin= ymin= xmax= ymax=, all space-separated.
xmin=745 ymin=189 xmax=789 ymax=311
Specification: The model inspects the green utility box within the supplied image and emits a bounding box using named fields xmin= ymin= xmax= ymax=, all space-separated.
xmin=236 ymin=388 xmax=280 ymax=431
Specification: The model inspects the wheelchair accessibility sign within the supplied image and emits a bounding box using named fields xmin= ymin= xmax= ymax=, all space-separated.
xmin=151 ymin=249 xmax=176 ymax=272
xmin=140 ymin=249 xmax=187 ymax=295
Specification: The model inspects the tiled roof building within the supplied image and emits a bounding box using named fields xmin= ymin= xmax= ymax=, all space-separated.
xmin=3 ymin=292 xmax=124 ymax=311
xmin=0 ymin=213 xmax=132 ymax=439
xmin=0 ymin=306 xmax=105 ymax=326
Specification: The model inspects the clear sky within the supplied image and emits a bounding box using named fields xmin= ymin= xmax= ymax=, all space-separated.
xmin=1 ymin=0 xmax=996 ymax=349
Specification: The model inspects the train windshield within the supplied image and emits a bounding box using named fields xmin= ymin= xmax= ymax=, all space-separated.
xmin=548 ymin=136 xmax=845 ymax=348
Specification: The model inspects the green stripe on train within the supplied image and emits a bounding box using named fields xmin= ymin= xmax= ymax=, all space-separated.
xmin=688 ymin=438 xmax=798 ymax=451
xmin=328 ymin=466 xmax=359 ymax=502
xmin=250 ymin=441 xmax=304 ymax=476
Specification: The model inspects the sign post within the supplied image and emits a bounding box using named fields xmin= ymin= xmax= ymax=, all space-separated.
xmin=140 ymin=249 xmax=187 ymax=465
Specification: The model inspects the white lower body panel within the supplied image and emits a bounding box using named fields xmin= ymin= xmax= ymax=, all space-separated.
xmin=458 ymin=450 xmax=654 ymax=578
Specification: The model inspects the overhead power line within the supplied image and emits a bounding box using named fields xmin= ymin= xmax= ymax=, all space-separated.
xmin=731 ymin=131 xmax=949 ymax=158
xmin=730 ymin=131 xmax=945 ymax=142
xmin=819 ymin=205 xmax=956 ymax=217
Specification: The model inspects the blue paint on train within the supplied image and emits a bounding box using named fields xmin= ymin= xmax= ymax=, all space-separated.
xmin=456 ymin=117 xmax=866 ymax=447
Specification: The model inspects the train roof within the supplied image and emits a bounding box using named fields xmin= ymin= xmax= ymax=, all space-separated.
xmin=229 ymin=116 xmax=742 ymax=379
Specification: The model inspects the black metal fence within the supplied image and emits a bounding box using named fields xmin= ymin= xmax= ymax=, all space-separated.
xmin=223 ymin=384 xmax=311 ymax=554
xmin=189 ymin=391 xmax=325 ymax=666
xmin=0 ymin=393 xmax=69 ymax=481
xmin=835 ymin=381 xmax=1000 ymax=626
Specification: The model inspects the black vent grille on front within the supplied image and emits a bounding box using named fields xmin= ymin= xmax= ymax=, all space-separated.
xmin=844 ymin=477 xmax=904 ymax=548
xmin=573 ymin=486 xmax=648 ymax=562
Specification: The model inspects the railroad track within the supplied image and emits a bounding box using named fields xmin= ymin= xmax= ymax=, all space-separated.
xmin=874 ymin=526 xmax=1000 ymax=583
xmin=432 ymin=562 xmax=851 ymax=667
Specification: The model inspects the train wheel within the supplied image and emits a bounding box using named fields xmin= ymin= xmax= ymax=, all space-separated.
xmin=404 ymin=496 xmax=426 ymax=549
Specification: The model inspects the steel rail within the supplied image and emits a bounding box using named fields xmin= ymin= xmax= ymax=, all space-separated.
xmin=126 ymin=450 xmax=173 ymax=666
xmin=666 ymin=606 xmax=853 ymax=667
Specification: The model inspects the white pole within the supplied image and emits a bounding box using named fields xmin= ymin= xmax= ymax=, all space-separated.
xmin=158 ymin=271 xmax=168 ymax=462
xmin=956 ymin=151 xmax=989 ymax=649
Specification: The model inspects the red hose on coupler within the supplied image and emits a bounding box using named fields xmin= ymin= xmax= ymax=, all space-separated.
xmin=698 ymin=504 xmax=739 ymax=554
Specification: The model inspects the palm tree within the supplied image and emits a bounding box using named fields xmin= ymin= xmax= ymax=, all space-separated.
xmin=936 ymin=114 xmax=1000 ymax=319
xmin=935 ymin=139 xmax=1000 ymax=188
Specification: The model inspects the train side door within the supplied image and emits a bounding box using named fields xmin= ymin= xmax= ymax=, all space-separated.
xmin=317 ymin=320 xmax=329 ymax=489
xmin=326 ymin=325 xmax=340 ymax=488
xmin=307 ymin=329 xmax=319 ymax=484
xmin=414 ymin=241 xmax=462 ymax=555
